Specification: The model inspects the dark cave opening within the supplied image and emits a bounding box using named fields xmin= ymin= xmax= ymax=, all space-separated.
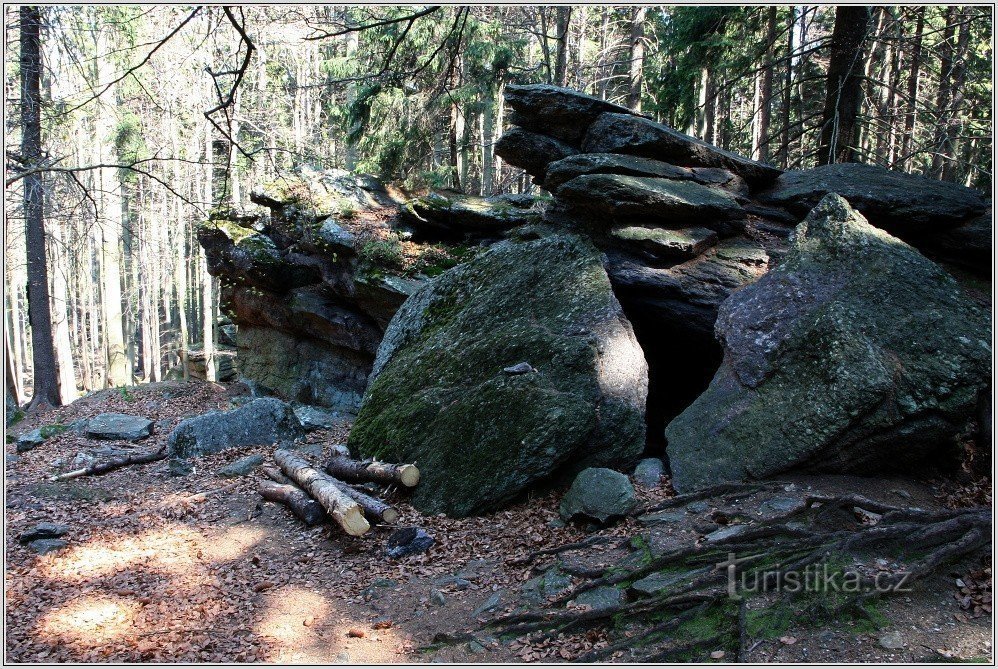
xmin=617 ymin=296 xmax=724 ymax=465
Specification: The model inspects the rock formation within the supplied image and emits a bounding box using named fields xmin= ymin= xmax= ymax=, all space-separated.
xmin=665 ymin=195 xmax=991 ymax=491
xmin=348 ymin=234 xmax=648 ymax=517
xmin=201 ymin=84 xmax=991 ymax=515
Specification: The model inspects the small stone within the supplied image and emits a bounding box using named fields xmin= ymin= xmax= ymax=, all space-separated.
xmin=28 ymin=538 xmax=67 ymax=555
xmin=502 ymin=362 xmax=535 ymax=375
xmin=385 ymin=527 xmax=435 ymax=559
xmin=472 ymin=592 xmax=502 ymax=618
xmin=879 ymin=631 xmax=905 ymax=650
xmin=218 ymin=454 xmax=265 ymax=478
xmin=758 ymin=497 xmax=800 ymax=515
xmin=16 ymin=429 xmax=46 ymax=453
xmin=560 ymin=467 xmax=637 ymax=524
xmin=705 ymin=525 xmax=748 ymax=543
xmin=547 ymin=518 xmax=566 ymax=529
xmin=19 ymin=522 xmax=69 ymax=544
xmin=335 ymin=652 xmax=351 ymax=663
xmin=573 ymin=585 xmax=624 ymax=610
xmin=347 ymin=628 xmax=365 ymax=638
xmin=633 ymin=457 xmax=665 ymax=487
xmin=69 ymin=451 xmax=96 ymax=471
xmin=467 ymin=640 xmax=486 ymax=654
xmin=293 ymin=405 xmax=341 ymax=432
xmin=686 ymin=500 xmax=709 ymax=514
xmin=429 ymin=589 xmax=447 ymax=606
xmin=638 ymin=509 xmax=686 ymax=525
xmin=630 ymin=571 xmax=687 ymax=597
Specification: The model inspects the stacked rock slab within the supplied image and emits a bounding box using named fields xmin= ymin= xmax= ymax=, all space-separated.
xmin=493 ymin=83 xmax=991 ymax=432
xmin=495 ymin=84 xmax=788 ymax=430
xmin=199 ymin=168 xmax=538 ymax=412
xmin=665 ymin=195 xmax=992 ymax=492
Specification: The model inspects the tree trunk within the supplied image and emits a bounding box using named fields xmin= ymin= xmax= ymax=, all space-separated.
xmin=553 ymin=6 xmax=572 ymax=87
xmin=753 ymin=6 xmax=778 ymax=162
xmin=49 ymin=219 xmax=76 ymax=403
xmin=778 ymin=7 xmax=796 ymax=168
xmin=940 ymin=8 xmax=971 ymax=182
xmin=20 ymin=6 xmax=60 ymax=409
xmin=274 ymin=449 xmax=371 ymax=536
xmin=95 ymin=27 xmax=130 ymax=388
xmin=817 ymin=6 xmax=872 ymax=164
xmin=627 ymin=7 xmax=646 ymax=111
xmin=201 ymin=122 xmax=216 ymax=382
xmin=901 ymin=7 xmax=925 ymax=170
xmin=325 ymin=454 xmax=420 ymax=488
xmin=258 ymin=481 xmax=325 ymax=526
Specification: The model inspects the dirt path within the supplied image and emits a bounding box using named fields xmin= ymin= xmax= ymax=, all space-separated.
xmin=4 ymin=380 xmax=991 ymax=662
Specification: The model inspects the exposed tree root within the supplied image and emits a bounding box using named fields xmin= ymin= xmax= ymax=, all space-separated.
xmin=487 ymin=493 xmax=992 ymax=662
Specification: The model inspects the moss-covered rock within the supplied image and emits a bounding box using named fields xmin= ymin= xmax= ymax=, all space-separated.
xmin=349 ymin=234 xmax=648 ymax=517
xmin=665 ymin=194 xmax=992 ymax=492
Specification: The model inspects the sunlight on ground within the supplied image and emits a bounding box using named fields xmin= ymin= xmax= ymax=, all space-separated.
xmin=255 ymin=586 xmax=404 ymax=663
xmin=38 ymin=524 xmax=267 ymax=582
xmin=39 ymin=594 xmax=139 ymax=644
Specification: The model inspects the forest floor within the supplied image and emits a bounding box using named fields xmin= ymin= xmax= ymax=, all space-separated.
xmin=4 ymin=379 xmax=992 ymax=663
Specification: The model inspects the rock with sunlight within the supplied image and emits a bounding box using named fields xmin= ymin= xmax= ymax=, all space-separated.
xmin=348 ymin=234 xmax=648 ymax=517
xmin=167 ymin=397 xmax=304 ymax=461
xmin=665 ymin=195 xmax=992 ymax=492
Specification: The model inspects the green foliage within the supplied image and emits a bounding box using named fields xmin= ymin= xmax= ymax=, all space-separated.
xmin=118 ymin=386 xmax=135 ymax=402
xmin=8 ymin=409 xmax=25 ymax=426
xmin=359 ymin=235 xmax=405 ymax=271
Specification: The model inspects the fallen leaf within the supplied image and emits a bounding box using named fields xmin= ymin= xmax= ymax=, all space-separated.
xmin=347 ymin=628 xmax=365 ymax=638
xmin=780 ymin=636 xmax=798 ymax=645
xmin=710 ymin=650 xmax=726 ymax=659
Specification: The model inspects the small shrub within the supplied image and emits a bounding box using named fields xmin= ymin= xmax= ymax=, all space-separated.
xmin=360 ymin=236 xmax=405 ymax=271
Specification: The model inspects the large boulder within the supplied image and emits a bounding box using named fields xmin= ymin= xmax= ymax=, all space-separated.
xmin=167 ymin=398 xmax=305 ymax=460
xmin=758 ymin=163 xmax=988 ymax=232
xmin=504 ymin=84 xmax=638 ymax=144
xmin=348 ymin=234 xmax=648 ymax=517
xmin=665 ymin=194 xmax=992 ymax=492
xmin=582 ymin=113 xmax=782 ymax=188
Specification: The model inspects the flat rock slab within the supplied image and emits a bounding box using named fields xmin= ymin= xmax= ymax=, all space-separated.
xmin=19 ymin=522 xmax=69 ymax=544
xmin=611 ymin=226 xmax=718 ymax=262
xmin=638 ymin=509 xmax=686 ymax=525
xmin=583 ymin=112 xmax=782 ymax=187
xmin=630 ymin=570 xmax=688 ymax=597
xmin=573 ymin=585 xmax=625 ymax=610
xmin=505 ymin=84 xmax=638 ymax=144
xmin=404 ymin=192 xmax=540 ymax=234
xmin=758 ymin=162 xmax=987 ymax=232
xmin=557 ymin=174 xmax=744 ymax=228
xmin=85 ymin=413 xmax=154 ymax=441
xmin=494 ymin=127 xmax=577 ymax=180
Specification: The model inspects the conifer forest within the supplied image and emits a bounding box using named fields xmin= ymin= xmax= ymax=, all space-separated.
xmin=3 ymin=5 xmax=994 ymax=664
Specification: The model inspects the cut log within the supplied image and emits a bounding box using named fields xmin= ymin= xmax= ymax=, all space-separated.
xmin=48 ymin=446 xmax=167 ymax=482
xmin=329 ymin=477 xmax=400 ymax=524
xmin=325 ymin=454 xmax=420 ymax=488
xmin=258 ymin=481 xmax=325 ymax=526
xmin=261 ymin=465 xmax=292 ymax=485
xmin=274 ymin=449 xmax=370 ymax=536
